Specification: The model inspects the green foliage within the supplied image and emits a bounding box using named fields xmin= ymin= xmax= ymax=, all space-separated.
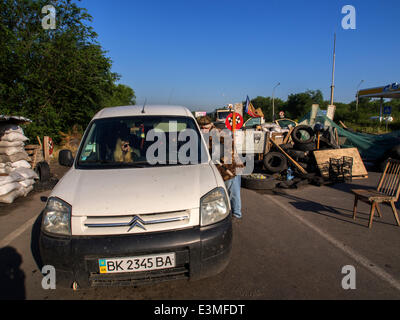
xmin=286 ymin=90 xmax=325 ymax=120
xmin=102 ymin=84 xmax=136 ymax=108
xmin=243 ymin=90 xmax=400 ymax=134
xmin=0 ymin=0 xmax=135 ymax=143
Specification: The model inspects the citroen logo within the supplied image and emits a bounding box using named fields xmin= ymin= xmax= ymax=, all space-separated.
xmin=127 ymin=216 xmax=146 ymax=232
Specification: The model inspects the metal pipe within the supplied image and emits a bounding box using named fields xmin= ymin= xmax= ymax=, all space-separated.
xmin=356 ymin=80 xmax=364 ymax=111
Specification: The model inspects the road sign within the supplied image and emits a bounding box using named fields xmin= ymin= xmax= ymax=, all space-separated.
xmin=225 ymin=113 xmax=243 ymax=131
xmin=383 ymin=106 xmax=392 ymax=115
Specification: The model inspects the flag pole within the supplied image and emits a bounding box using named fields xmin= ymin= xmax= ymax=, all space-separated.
xmin=231 ymin=105 xmax=236 ymax=165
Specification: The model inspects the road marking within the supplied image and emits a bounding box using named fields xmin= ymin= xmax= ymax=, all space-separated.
xmin=0 ymin=215 xmax=38 ymax=248
xmin=266 ymin=194 xmax=400 ymax=292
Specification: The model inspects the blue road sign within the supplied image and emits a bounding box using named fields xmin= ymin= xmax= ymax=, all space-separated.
xmin=383 ymin=106 xmax=392 ymax=115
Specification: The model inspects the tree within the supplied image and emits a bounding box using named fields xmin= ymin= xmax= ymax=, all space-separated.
xmin=0 ymin=0 xmax=135 ymax=142
xmin=102 ymin=84 xmax=136 ymax=107
xmin=248 ymin=96 xmax=284 ymax=122
xmin=286 ymin=90 xmax=324 ymax=120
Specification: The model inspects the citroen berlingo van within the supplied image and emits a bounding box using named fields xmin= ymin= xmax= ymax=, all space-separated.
xmin=39 ymin=105 xmax=232 ymax=288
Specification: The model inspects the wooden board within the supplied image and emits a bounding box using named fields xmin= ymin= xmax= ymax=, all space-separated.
xmin=313 ymin=147 xmax=368 ymax=178
xmin=270 ymin=138 xmax=308 ymax=175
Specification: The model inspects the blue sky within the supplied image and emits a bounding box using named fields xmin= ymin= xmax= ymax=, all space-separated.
xmin=78 ymin=0 xmax=400 ymax=112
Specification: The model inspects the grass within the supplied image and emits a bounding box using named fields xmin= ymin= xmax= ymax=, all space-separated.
xmin=343 ymin=121 xmax=399 ymax=135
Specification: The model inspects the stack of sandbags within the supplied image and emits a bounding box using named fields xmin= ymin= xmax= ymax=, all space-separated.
xmin=0 ymin=124 xmax=29 ymax=162
xmin=0 ymin=123 xmax=38 ymax=203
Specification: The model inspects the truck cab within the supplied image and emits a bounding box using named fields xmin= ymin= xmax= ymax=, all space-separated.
xmin=215 ymin=109 xmax=231 ymax=123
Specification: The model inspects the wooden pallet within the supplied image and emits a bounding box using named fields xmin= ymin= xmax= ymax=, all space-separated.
xmin=24 ymin=144 xmax=43 ymax=169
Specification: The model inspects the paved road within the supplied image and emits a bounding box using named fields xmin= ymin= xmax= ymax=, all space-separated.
xmin=1 ymin=172 xmax=400 ymax=300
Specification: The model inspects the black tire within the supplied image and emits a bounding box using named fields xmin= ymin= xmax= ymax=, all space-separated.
xmin=35 ymin=161 xmax=51 ymax=182
xmin=293 ymin=142 xmax=316 ymax=152
xmin=241 ymin=174 xmax=277 ymax=190
xmin=287 ymin=149 xmax=308 ymax=160
xmin=279 ymin=143 xmax=293 ymax=151
xmin=263 ymin=152 xmax=288 ymax=173
xmin=291 ymin=125 xmax=315 ymax=144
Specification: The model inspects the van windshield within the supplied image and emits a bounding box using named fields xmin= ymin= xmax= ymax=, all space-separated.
xmin=76 ymin=116 xmax=209 ymax=169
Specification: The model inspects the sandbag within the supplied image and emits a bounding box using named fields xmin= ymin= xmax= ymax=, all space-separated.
xmin=11 ymin=160 xmax=31 ymax=169
xmin=0 ymin=162 xmax=13 ymax=174
xmin=14 ymin=167 xmax=38 ymax=180
xmin=0 ymin=151 xmax=29 ymax=163
xmin=21 ymin=185 xmax=33 ymax=197
xmin=0 ymin=188 xmax=22 ymax=204
xmin=1 ymin=131 xmax=28 ymax=142
xmin=0 ymin=172 xmax=24 ymax=186
xmin=0 ymin=167 xmax=12 ymax=174
xmin=0 ymin=146 xmax=25 ymax=156
xmin=19 ymin=178 xmax=35 ymax=188
xmin=0 ymin=182 xmax=20 ymax=196
xmin=0 ymin=124 xmax=23 ymax=135
xmin=0 ymin=140 xmax=24 ymax=147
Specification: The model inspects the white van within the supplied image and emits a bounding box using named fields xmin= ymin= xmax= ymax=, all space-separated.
xmin=39 ymin=105 xmax=232 ymax=288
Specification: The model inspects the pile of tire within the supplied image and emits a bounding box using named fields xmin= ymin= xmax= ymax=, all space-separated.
xmin=264 ymin=125 xmax=338 ymax=175
xmin=243 ymin=125 xmax=339 ymax=190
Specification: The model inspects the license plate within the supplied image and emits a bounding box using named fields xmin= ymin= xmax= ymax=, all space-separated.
xmin=98 ymin=253 xmax=176 ymax=274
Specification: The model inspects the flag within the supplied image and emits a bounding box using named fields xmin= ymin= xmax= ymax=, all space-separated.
xmin=245 ymin=96 xmax=260 ymax=118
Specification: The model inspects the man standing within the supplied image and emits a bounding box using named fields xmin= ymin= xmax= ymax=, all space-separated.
xmin=198 ymin=116 xmax=243 ymax=219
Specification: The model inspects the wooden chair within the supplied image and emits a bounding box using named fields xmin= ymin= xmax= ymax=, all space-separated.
xmin=352 ymin=158 xmax=400 ymax=229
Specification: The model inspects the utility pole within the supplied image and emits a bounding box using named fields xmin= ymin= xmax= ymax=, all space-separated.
xmin=356 ymin=80 xmax=364 ymax=111
xmin=272 ymin=82 xmax=280 ymax=122
xmin=330 ymin=33 xmax=336 ymax=106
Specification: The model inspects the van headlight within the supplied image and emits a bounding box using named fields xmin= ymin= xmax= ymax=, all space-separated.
xmin=42 ymin=197 xmax=71 ymax=236
xmin=200 ymin=188 xmax=230 ymax=226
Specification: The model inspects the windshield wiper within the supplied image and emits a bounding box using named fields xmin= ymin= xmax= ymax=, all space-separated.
xmin=79 ymin=160 xmax=149 ymax=167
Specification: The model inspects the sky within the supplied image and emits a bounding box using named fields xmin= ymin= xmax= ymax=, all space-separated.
xmin=78 ymin=0 xmax=400 ymax=112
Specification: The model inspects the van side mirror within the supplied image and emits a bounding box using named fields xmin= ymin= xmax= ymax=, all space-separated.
xmin=59 ymin=150 xmax=74 ymax=167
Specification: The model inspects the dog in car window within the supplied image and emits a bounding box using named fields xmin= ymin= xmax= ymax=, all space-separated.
xmin=114 ymin=137 xmax=133 ymax=163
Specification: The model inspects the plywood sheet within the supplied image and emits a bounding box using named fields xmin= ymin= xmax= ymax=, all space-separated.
xmin=313 ymin=147 xmax=368 ymax=178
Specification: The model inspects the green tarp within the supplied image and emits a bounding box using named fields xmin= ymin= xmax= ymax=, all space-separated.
xmin=299 ymin=109 xmax=400 ymax=161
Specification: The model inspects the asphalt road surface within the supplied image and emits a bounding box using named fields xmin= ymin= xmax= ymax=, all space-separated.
xmin=1 ymin=168 xmax=400 ymax=300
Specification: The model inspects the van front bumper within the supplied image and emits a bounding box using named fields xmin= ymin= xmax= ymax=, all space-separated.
xmin=39 ymin=216 xmax=232 ymax=288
